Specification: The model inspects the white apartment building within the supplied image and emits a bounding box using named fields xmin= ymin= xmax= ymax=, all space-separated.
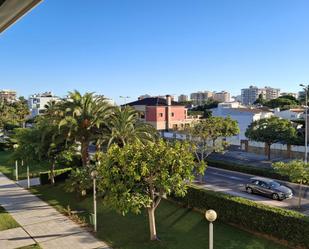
xmin=273 ymin=108 xmax=304 ymax=121
xmin=211 ymin=104 xmax=273 ymax=141
xmin=28 ymin=92 xmax=60 ymax=118
xmin=241 ymin=86 xmax=280 ymax=105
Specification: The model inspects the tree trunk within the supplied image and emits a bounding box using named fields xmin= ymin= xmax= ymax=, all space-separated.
xmin=50 ymin=161 xmax=55 ymax=185
xmin=267 ymin=143 xmax=271 ymax=160
xmin=81 ymin=140 xmax=89 ymax=167
xmin=147 ymin=207 xmax=157 ymax=241
xmin=298 ymin=180 xmax=303 ymax=209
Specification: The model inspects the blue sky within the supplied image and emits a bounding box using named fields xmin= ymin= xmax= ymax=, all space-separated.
xmin=1 ymin=0 xmax=309 ymax=103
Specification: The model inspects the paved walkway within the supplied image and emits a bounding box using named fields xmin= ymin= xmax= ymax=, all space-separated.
xmin=0 ymin=227 xmax=35 ymax=249
xmin=0 ymin=173 xmax=111 ymax=249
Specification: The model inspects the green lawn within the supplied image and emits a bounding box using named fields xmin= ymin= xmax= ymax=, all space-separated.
xmin=0 ymin=151 xmax=49 ymax=180
xmin=31 ymin=184 xmax=289 ymax=249
xmin=0 ymin=205 xmax=19 ymax=231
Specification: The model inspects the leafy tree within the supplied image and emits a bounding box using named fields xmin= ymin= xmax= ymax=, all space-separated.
xmin=190 ymin=99 xmax=219 ymax=118
xmin=97 ymin=139 xmax=204 ymax=240
xmin=12 ymin=117 xmax=75 ymax=184
xmin=245 ymin=117 xmax=296 ymax=160
xmin=64 ymin=167 xmax=92 ymax=197
xmin=273 ymin=160 xmax=309 ymax=208
xmin=58 ymin=90 xmax=112 ymax=167
xmin=108 ymin=106 xmax=157 ymax=147
xmin=0 ymin=97 xmax=30 ymax=131
xmin=187 ymin=116 xmax=239 ymax=164
xmin=263 ymin=95 xmax=299 ymax=110
xmin=11 ymin=97 xmax=30 ymax=128
xmin=254 ymin=94 xmax=266 ymax=105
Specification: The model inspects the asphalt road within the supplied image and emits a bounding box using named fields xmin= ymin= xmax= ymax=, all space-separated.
xmin=201 ymin=166 xmax=309 ymax=215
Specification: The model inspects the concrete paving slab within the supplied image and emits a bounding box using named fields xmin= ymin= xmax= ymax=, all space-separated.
xmin=0 ymin=227 xmax=35 ymax=249
xmin=0 ymin=173 xmax=111 ymax=249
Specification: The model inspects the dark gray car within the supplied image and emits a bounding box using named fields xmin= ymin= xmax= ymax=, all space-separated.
xmin=246 ymin=177 xmax=293 ymax=201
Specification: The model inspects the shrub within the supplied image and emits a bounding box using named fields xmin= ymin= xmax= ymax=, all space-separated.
xmin=172 ymin=186 xmax=309 ymax=247
xmin=64 ymin=168 xmax=92 ymax=197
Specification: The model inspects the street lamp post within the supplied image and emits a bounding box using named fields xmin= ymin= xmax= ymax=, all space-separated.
xmin=15 ymin=160 xmax=18 ymax=181
xmin=205 ymin=209 xmax=217 ymax=249
xmin=91 ymin=170 xmax=98 ymax=232
xmin=300 ymin=84 xmax=308 ymax=163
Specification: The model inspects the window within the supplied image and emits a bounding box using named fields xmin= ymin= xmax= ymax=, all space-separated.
xmin=159 ymin=113 xmax=163 ymax=117
xmin=140 ymin=112 xmax=145 ymax=119
xmin=259 ymin=181 xmax=268 ymax=188
xmin=171 ymin=112 xmax=175 ymax=117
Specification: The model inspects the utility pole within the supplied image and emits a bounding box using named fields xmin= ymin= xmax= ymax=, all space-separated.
xmin=300 ymin=84 xmax=308 ymax=163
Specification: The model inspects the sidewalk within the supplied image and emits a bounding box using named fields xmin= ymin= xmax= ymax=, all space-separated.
xmin=0 ymin=173 xmax=110 ymax=249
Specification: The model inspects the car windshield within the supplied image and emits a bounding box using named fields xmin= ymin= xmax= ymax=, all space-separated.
xmin=269 ymin=181 xmax=280 ymax=188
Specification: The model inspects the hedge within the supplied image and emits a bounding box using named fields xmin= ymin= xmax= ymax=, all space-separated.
xmin=206 ymin=158 xmax=290 ymax=181
xmin=172 ymin=186 xmax=309 ymax=248
xmin=39 ymin=168 xmax=72 ymax=185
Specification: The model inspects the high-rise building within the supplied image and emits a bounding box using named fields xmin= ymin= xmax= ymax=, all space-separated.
xmin=213 ymin=91 xmax=230 ymax=102
xmin=264 ymin=86 xmax=280 ymax=100
xmin=178 ymin=94 xmax=188 ymax=102
xmin=190 ymin=91 xmax=213 ymax=105
xmin=0 ymin=89 xmax=16 ymax=103
xmin=241 ymin=86 xmax=280 ymax=105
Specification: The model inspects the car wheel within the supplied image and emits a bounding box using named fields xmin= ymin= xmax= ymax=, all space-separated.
xmin=272 ymin=193 xmax=279 ymax=200
xmin=246 ymin=187 xmax=253 ymax=194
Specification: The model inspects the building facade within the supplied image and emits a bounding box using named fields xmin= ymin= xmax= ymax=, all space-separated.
xmin=213 ymin=91 xmax=230 ymax=102
xmin=211 ymin=104 xmax=273 ymax=141
xmin=178 ymin=94 xmax=188 ymax=102
xmin=0 ymin=89 xmax=16 ymax=103
xmin=127 ymin=95 xmax=198 ymax=130
xmin=28 ymin=92 xmax=60 ymax=118
xmin=190 ymin=91 xmax=213 ymax=105
xmin=241 ymin=86 xmax=280 ymax=105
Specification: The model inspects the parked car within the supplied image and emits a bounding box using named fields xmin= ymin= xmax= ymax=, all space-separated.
xmin=246 ymin=177 xmax=293 ymax=201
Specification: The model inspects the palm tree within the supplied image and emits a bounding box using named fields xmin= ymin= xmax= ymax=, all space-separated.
xmin=108 ymin=106 xmax=157 ymax=147
xmin=59 ymin=90 xmax=112 ymax=167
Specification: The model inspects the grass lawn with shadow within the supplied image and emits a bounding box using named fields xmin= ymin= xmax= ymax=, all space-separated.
xmin=31 ymin=184 xmax=290 ymax=249
xmin=0 ymin=205 xmax=19 ymax=231
xmin=0 ymin=151 xmax=49 ymax=180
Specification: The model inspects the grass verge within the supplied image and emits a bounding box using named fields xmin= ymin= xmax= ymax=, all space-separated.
xmin=0 ymin=205 xmax=20 ymax=231
xmin=0 ymin=151 xmax=49 ymax=180
xmin=31 ymin=183 xmax=289 ymax=249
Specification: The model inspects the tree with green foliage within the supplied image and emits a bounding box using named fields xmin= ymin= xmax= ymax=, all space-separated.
xmin=187 ymin=116 xmax=239 ymax=164
xmin=107 ymin=106 xmax=157 ymax=147
xmin=58 ymin=90 xmax=112 ymax=167
xmin=97 ymin=139 xmax=204 ymax=241
xmin=263 ymin=95 xmax=300 ymax=110
xmin=0 ymin=97 xmax=29 ymax=131
xmin=190 ymin=99 xmax=219 ymax=118
xmin=245 ymin=117 xmax=296 ymax=160
xmin=12 ymin=116 xmax=76 ymax=184
xmin=254 ymin=94 xmax=266 ymax=105
xmin=273 ymin=160 xmax=309 ymax=208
